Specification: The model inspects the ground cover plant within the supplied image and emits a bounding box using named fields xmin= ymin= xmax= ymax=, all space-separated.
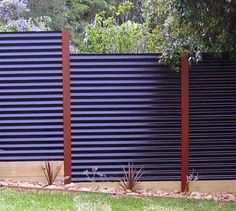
xmin=0 ymin=188 xmax=236 ymax=211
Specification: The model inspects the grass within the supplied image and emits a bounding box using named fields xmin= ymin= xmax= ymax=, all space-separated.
xmin=0 ymin=188 xmax=74 ymax=211
xmin=0 ymin=188 xmax=235 ymax=211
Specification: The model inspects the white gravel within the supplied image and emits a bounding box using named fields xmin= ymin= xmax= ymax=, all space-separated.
xmin=0 ymin=179 xmax=235 ymax=202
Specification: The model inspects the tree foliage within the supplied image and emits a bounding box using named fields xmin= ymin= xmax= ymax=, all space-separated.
xmin=0 ymin=0 xmax=51 ymax=31
xmin=79 ymin=6 xmax=155 ymax=54
xmin=81 ymin=20 xmax=151 ymax=54
xmin=143 ymin=0 xmax=236 ymax=68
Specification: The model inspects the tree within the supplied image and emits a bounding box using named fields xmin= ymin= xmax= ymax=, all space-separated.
xmin=28 ymin=0 xmax=69 ymax=30
xmin=0 ymin=0 xmax=51 ymax=31
xmin=177 ymin=0 xmax=236 ymax=53
xmin=79 ymin=3 xmax=154 ymax=54
xmin=143 ymin=0 xmax=236 ymax=68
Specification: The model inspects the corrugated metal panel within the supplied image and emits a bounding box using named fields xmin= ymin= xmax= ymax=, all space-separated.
xmin=0 ymin=32 xmax=64 ymax=161
xmin=71 ymin=54 xmax=181 ymax=182
xmin=189 ymin=55 xmax=236 ymax=180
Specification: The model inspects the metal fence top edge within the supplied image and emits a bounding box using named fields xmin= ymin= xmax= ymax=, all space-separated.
xmin=0 ymin=31 xmax=62 ymax=34
xmin=71 ymin=53 xmax=162 ymax=56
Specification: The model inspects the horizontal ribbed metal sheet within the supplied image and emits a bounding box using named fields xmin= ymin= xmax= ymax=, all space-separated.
xmin=189 ymin=55 xmax=236 ymax=180
xmin=0 ymin=32 xmax=64 ymax=161
xmin=71 ymin=54 xmax=181 ymax=182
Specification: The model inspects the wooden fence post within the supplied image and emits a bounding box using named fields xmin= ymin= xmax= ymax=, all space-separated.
xmin=62 ymin=30 xmax=71 ymax=184
xmin=181 ymin=53 xmax=190 ymax=192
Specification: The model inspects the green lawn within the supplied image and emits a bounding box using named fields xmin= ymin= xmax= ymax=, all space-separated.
xmin=0 ymin=188 xmax=235 ymax=211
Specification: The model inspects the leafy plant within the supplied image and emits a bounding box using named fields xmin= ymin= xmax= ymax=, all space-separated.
xmin=41 ymin=161 xmax=63 ymax=186
xmin=80 ymin=13 xmax=152 ymax=54
xmin=118 ymin=163 xmax=143 ymax=192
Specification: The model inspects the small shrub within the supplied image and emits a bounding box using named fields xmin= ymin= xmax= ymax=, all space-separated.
xmin=41 ymin=161 xmax=63 ymax=186
xmin=118 ymin=163 xmax=143 ymax=192
xmin=184 ymin=169 xmax=199 ymax=193
xmin=83 ymin=167 xmax=106 ymax=182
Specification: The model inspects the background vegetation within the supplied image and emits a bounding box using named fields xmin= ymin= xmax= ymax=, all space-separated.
xmin=0 ymin=0 xmax=235 ymax=68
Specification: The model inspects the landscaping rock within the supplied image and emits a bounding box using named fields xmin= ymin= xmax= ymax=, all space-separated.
xmin=0 ymin=179 xmax=235 ymax=202
xmin=190 ymin=191 xmax=202 ymax=200
xmin=126 ymin=192 xmax=139 ymax=196
xmin=206 ymin=194 xmax=213 ymax=200
xmin=115 ymin=189 xmax=126 ymax=195
xmin=64 ymin=183 xmax=76 ymax=189
xmin=227 ymin=194 xmax=236 ymax=201
xmin=21 ymin=183 xmax=36 ymax=188
xmin=0 ymin=180 xmax=9 ymax=186
xmin=45 ymin=185 xmax=57 ymax=189
xmin=79 ymin=187 xmax=93 ymax=192
xmin=67 ymin=187 xmax=77 ymax=191
xmin=174 ymin=190 xmax=180 ymax=194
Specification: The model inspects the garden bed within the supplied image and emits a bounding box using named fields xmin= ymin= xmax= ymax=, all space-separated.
xmin=1 ymin=179 xmax=235 ymax=202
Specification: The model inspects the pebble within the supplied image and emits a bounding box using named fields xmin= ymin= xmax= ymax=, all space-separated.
xmin=64 ymin=183 xmax=76 ymax=189
xmin=206 ymin=194 xmax=213 ymax=200
xmin=79 ymin=187 xmax=93 ymax=192
xmin=45 ymin=185 xmax=57 ymax=189
xmin=67 ymin=187 xmax=77 ymax=191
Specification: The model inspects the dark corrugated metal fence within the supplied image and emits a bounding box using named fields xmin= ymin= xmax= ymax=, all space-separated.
xmin=189 ymin=55 xmax=236 ymax=180
xmin=0 ymin=32 xmax=64 ymax=161
xmin=0 ymin=31 xmax=235 ymax=184
xmin=70 ymin=54 xmax=181 ymax=182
